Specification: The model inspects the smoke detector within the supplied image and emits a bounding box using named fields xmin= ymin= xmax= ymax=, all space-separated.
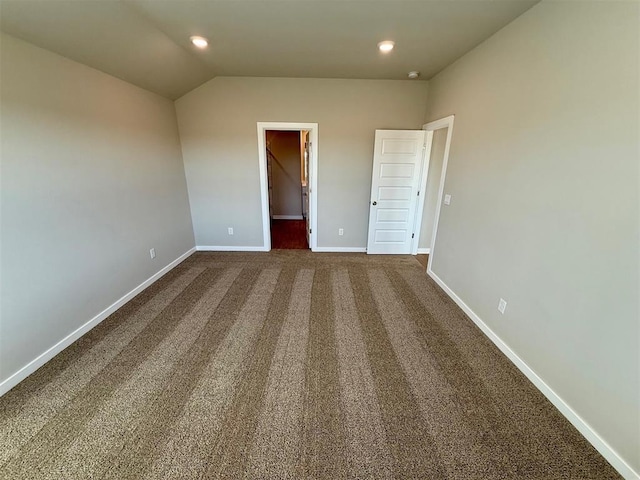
xmin=408 ymin=71 xmax=420 ymax=79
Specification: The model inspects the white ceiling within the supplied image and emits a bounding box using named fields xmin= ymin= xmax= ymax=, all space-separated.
xmin=0 ymin=0 xmax=540 ymax=100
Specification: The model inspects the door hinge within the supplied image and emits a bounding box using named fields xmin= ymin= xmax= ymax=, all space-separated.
xmin=309 ymin=229 xmax=312 ymax=234
xmin=412 ymin=233 xmax=415 ymax=238
xmin=417 ymin=190 xmax=420 ymax=196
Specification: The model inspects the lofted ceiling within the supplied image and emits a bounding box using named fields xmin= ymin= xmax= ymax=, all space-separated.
xmin=0 ymin=0 xmax=540 ymax=100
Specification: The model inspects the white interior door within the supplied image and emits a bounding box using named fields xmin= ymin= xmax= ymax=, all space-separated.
xmin=367 ymin=129 xmax=426 ymax=254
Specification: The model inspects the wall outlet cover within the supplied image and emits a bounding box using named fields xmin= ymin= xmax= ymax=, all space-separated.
xmin=498 ymin=298 xmax=507 ymax=314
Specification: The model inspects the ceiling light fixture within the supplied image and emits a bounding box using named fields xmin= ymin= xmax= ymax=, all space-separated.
xmin=377 ymin=40 xmax=395 ymax=53
xmin=190 ymin=36 xmax=209 ymax=48
xmin=408 ymin=71 xmax=420 ymax=79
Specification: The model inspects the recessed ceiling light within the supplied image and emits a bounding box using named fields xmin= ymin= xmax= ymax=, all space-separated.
xmin=408 ymin=71 xmax=420 ymax=79
xmin=190 ymin=36 xmax=209 ymax=48
xmin=378 ymin=40 xmax=395 ymax=53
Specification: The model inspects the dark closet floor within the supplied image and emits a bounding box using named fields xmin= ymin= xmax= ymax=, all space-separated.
xmin=271 ymin=219 xmax=309 ymax=249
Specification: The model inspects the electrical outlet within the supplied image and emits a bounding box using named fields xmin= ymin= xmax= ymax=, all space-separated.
xmin=498 ymin=298 xmax=507 ymax=314
xmin=149 ymin=248 xmax=156 ymax=259
xmin=444 ymin=194 xmax=452 ymax=205
xmin=338 ymin=228 xmax=344 ymax=236
xmin=228 ymin=227 xmax=234 ymax=235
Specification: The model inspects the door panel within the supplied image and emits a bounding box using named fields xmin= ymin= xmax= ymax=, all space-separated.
xmin=367 ymin=130 xmax=426 ymax=254
xmin=378 ymin=186 xmax=412 ymax=200
xmin=381 ymin=138 xmax=419 ymax=154
xmin=380 ymin=163 xmax=415 ymax=178
xmin=374 ymin=230 xmax=406 ymax=243
xmin=377 ymin=208 xmax=409 ymax=222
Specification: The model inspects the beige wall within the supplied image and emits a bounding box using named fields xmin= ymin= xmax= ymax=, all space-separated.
xmin=0 ymin=34 xmax=195 ymax=386
xmin=175 ymin=77 xmax=428 ymax=248
xmin=418 ymin=127 xmax=448 ymax=249
xmin=267 ymin=130 xmax=302 ymax=217
xmin=424 ymin=1 xmax=639 ymax=473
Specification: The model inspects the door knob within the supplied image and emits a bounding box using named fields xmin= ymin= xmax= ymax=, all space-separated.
xmin=372 ymin=201 xmax=377 ymax=205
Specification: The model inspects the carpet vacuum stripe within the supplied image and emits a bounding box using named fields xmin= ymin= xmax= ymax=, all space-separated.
xmin=348 ymin=265 xmax=446 ymax=478
xmin=247 ymin=268 xmax=314 ymax=479
xmin=398 ymin=267 xmax=615 ymax=478
xmin=1 ymin=267 xmax=218 ymax=478
xmin=144 ymin=267 xmax=278 ymax=479
xmin=0 ymin=266 xmax=204 ymax=465
xmin=332 ymin=268 xmax=394 ymax=479
xmin=59 ymin=266 xmax=243 ymax=479
xmin=302 ymin=267 xmax=348 ymax=478
xmin=0 ymin=252 xmax=621 ymax=480
xmin=202 ymin=266 xmax=298 ymax=479
xmin=370 ymin=267 xmax=503 ymax=478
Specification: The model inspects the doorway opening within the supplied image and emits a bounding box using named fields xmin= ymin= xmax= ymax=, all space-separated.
xmin=364 ymin=118 xmax=453 ymax=264
xmin=412 ymin=115 xmax=455 ymax=273
xmin=257 ymin=122 xmax=318 ymax=251
xmin=266 ymin=130 xmax=308 ymax=249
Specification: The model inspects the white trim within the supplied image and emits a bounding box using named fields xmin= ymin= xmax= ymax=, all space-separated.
xmin=424 ymin=115 xmax=456 ymax=131
xmin=0 ymin=247 xmax=197 ymax=397
xmin=313 ymin=246 xmax=367 ymax=253
xmin=196 ymin=245 xmax=269 ymax=252
xmin=272 ymin=215 xmax=303 ymax=220
xmin=416 ymin=247 xmax=431 ymax=254
xmin=422 ymin=115 xmax=455 ymax=274
xmin=257 ymin=126 xmax=271 ymax=251
xmin=426 ymin=267 xmax=639 ymax=480
xmin=309 ymin=128 xmax=319 ymax=252
xmin=411 ymin=130 xmax=434 ymax=255
xmin=257 ymin=122 xmax=319 ymax=252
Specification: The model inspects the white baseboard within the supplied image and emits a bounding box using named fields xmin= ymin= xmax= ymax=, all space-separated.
xmin=0 ymin=247 xmax=197 ymax=397
xmin=417 ymin=248 xmax=431 ymax=254
xmin=272 ymin=215 xmax=303 ymax=220
xmin=426 ymin=267 xmax=639 ymax=480
xmin=312 ymin=246 xmax=367 ymax=253
xmin=196 ymin=245 xmax=269 ymax=252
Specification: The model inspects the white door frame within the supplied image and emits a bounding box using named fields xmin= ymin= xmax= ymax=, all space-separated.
xmin=412 ymin=115 xmax=455 ymax=270
xmin=410 ymin=130 xmax=434 ymax=254
xmin=257 ymin=122 xmax=319 ymax=251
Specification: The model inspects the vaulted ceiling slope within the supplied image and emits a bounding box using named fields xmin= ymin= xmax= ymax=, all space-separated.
xmin=0 ymin=0 xmax=540 ymax=100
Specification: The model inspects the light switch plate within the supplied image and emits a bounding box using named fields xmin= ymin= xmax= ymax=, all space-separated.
xmin=444 ymin=194 xmax=451 ymax=205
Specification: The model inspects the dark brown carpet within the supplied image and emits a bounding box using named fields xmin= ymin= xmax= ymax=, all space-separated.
xmin=416 ymin=253 xmax=429 ymax=269
xmin=0 ymin=251 xmax=620 ymax=479
xmin=271 ymin=219 xmax=308 ymax=249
